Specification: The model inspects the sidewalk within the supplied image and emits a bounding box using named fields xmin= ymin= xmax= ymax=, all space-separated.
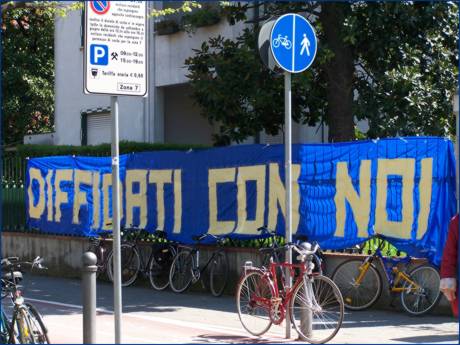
xmin=9 ymin=274 xmax=459 ymax=344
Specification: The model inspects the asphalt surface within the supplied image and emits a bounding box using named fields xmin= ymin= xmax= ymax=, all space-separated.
xmin=2 ymin=274 xmax=458 ymax=344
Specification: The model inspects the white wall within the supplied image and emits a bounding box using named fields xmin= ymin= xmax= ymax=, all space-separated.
xmin=54 ymin=9 xmax=247 ymax=146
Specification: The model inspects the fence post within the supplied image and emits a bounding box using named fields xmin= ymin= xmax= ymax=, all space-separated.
xmin=82 ymin=251 xmax=97 ymax=344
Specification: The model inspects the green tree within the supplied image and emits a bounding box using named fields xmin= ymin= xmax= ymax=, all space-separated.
xmin=185 ymin=2 xmax=458 ymax=144
xmin=2 ymin=3 xmax=55 ymax=145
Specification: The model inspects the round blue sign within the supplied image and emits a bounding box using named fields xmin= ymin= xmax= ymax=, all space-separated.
xmin=270 ymin=14 xmax=317 ymax=73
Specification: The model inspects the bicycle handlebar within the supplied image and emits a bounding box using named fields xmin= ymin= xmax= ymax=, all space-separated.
xmin=263 ymin=242 xmax=319 ymax=258
xmin=257 ymin=226 xmax=277 ymax=236
xmin=291 ymin=242 xmax=320 ymax=256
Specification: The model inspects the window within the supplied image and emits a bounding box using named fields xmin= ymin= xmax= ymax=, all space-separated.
xmin=81 ymin=109 xmax=111 ymax=145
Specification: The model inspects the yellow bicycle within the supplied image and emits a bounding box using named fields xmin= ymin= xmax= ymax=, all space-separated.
xmin=331 ymin=237 xmax=441 ymax=315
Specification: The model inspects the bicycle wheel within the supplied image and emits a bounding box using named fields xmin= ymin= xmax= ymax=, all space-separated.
xmin=1 ymin=311 xmax=12 ymax=344
xmin=332 ymin=259 xmax=382 ymax=310
xmin=149 ymin=245 xmax=176 ymax=291
xmin=236 ymin=271 xmax=273 ymax=336
xmin=107 ymin=244 xmax=140 ymax=287
xmin=209 ymin=251 xmax=229 ymax=297
xmin=169 ymin=250 xmax=194 ymax=293
xmin=25 ymin=303 xmax=50 ymax=344
xmin=400 ymin=265 xmax=441 ymax=316
xmin=290 ymin=275 xmax=344 ymax=344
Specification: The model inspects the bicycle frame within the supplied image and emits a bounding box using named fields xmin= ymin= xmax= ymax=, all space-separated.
xmin=88 ymin=237 xmax=109 ymax=272
xmin=355 ymin=248 xmax=422 ymax=293
xmin=179 ymin=245 xmax=223 ymax=275
xmin=140 ymin=242 xmax=175 ymax=275
xmin=248 ymin=259 xmax=316 ymax=324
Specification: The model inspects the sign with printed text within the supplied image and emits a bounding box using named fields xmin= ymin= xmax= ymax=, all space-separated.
xmin=270 ymin=13 xmax=317 ymax=73
xmin=84 ymin=1 xmax=147 ymax=96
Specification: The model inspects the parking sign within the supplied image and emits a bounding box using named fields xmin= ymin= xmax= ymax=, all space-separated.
xmin=84 ymin=1 xmax=148 ymax=96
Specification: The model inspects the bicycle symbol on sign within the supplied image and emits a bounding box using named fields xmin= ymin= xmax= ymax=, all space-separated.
xmin=272 ymin=34 xmax=292 ymax=50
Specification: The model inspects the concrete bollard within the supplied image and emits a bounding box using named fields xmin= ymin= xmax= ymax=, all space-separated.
xmin=299 ymin=277 xmax=313 ymax=340
xmin=82 ymin=251 xmax=97 ymax=344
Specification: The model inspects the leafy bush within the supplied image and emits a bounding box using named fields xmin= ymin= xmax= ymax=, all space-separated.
xmin=182 ymin=5 xmax=221 ymax=30
xmin=16 ymin=141 xmax=209 ymax=157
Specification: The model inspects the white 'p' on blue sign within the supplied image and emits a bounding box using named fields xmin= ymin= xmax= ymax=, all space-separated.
xmin=270 ymin=13 xmax=317 ymax=74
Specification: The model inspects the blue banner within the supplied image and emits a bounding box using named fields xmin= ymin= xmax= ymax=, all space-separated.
xmin=26 ymin=137 xmax=456 ymax=265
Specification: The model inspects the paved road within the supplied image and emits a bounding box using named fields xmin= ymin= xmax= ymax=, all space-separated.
xmin=3 ymin=274 xmax=458 ymax=344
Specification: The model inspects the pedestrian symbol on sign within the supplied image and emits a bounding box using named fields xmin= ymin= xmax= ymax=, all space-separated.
xmin=300 ymin=34 xmax=310 ymax=56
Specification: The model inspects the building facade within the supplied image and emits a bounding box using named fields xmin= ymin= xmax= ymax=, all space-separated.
xmin=53 ymin=2 xmax=331 ymax=147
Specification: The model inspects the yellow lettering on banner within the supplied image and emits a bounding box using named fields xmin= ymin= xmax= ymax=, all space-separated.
xmin=417 ymin=158 xmax=433 ymax=239
xmin=54 ymin=170 xmax=73 ymax=222
xmin=208 ymin=168 xmax=236 ymax=235
xmin=267 ymin=163 xmax=301 ymax=232
xmin=45 ymin=170 xmax=54 ymax=221
xmin=72 ymin=170 xmax=92 ymax=224
xmin=102 ymin=173 xmax=124 ymax=230
xmin=334 ymin=160 xmax=371 ymax=238
xmin=92 ymin=172 xmax=101 ymax=229
xmin=173 ymin=170 xmax=182 ymax=234
xmin=28 ymin=168 xmax=46 ymax=219
xmin=375 ymin=158 xmax=415 ymax=239
xmin=126 ymin=170 xmax=148 ymax=228
xmin=149 ymin=170 xmax=172 ymax=231
xmin=234 ymin=165 xmax=266 ymax=235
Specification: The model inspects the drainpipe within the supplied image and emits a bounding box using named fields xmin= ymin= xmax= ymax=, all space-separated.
xmin=454 ymin=93 xmax=459 ymax=212
xmin=253 ymin=1 xmax=261 ymax=144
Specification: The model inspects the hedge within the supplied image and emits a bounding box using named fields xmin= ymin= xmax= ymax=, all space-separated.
xmin=14 ymin=141 xmax=210 ymax=158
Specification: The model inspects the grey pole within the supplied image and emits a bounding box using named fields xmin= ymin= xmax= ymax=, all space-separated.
xmin=111 ymin=95 xmax=122 ymax=344
xmin=82 ymin=251 xmax=97 ymax=344
xmin=455 ymin=93 xmax=459 ymax=213
xmin=284 ymin=71 xmax=292 ymax=339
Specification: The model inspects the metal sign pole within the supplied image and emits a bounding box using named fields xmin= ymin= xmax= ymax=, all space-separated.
xmin=284 ymin=71 xmax=293 ymax=339
xmin=111 ymin=95 xmax=122 ymax=344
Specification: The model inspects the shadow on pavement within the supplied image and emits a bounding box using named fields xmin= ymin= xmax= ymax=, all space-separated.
xmin=19 ymin=273 xmax=460 ymax=333
xmin=391 ymin=334 xmax=459 ymax=343
xmin=340 ymin=310 xmax=457 ymax=328
xmin=194 ymin=334 xmax=288 ymax=344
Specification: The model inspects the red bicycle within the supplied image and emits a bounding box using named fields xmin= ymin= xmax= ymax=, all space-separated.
xmin=236 ymin=243 xmax=344 ymax=344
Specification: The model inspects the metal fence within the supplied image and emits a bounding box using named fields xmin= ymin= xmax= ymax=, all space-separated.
xmin=2 ymin=154 xmax=27 ymax=231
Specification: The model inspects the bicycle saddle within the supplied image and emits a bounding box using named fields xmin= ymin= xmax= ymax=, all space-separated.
xmin=1 ymin=257 xmax=19 ymax=267
xmin=192 ymin=234 xmax=207 ymax=242
xmin=2 ymin=271 xmax=23 ymax=282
